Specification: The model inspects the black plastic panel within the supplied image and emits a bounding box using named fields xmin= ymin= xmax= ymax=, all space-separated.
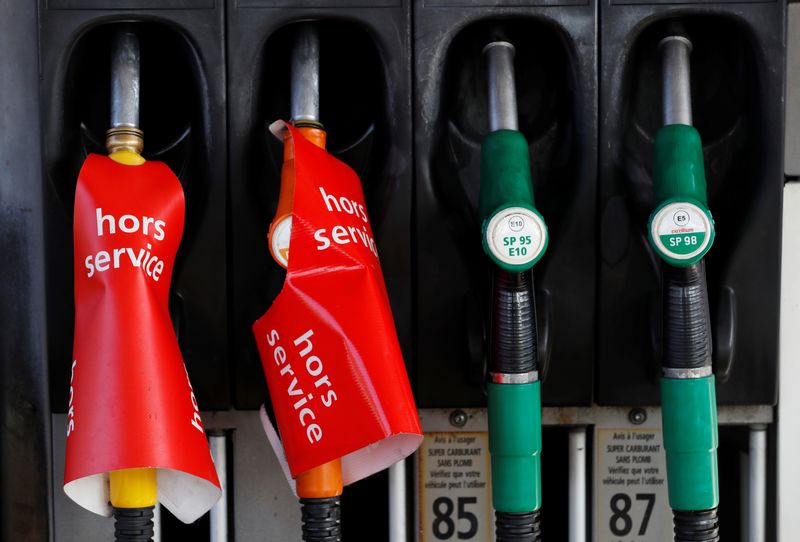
xmin=1 ymin=1 xmax=52 ymax=539
xmin=597 ymin=7 xmax=785 ymax=405
xmin=413 ymin=2 xmax=598 ymax=407
xmin=226 ymin=3 xmax=414 ymax=411
xmin=39 ymin=6 xmax=230 ymax=412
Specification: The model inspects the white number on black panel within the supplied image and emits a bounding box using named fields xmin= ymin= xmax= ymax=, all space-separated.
xmin=432 ymin=497 xmax=479 ymax=540
xmin=609 ymin=493 xmax=655 ymax=536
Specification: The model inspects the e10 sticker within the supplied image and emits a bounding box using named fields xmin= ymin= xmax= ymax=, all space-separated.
xmin=650 ymin=202 xmax=713 ymax=264
xmin=484 ymin=207 xmax=547 ymax=269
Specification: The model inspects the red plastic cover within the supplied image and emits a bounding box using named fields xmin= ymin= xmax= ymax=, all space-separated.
xmin=64 ymin=154 xmax=221 ymax=523
xmin=253 ymin=123 xmax=422 ymax=484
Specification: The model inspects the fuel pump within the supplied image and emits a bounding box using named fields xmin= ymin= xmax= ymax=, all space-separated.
xmin=649 ymin=28 xmax=720 ymax=542
xmin=103 ymin=30 xmax=157 ymax=540
xmin=63 ymin=26 xmax=221 ymax=541
xmin=481 ymin=40 xmax=548 ymax=542
xmin=270 ymin=24 xmax=344 ymax=542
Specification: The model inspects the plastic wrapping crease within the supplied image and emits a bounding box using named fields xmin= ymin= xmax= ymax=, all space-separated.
xmin=254 ymin=122 xmax=422 ymax=489
xmin=64 ymin=154 xmax=221 ymax=523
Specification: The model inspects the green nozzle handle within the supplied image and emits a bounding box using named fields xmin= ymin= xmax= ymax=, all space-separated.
xmin=648 ymin=125 xmax=715 ymax=267
xmin=488 ymin=381 xmax=542 ymax=513
xmin=661 ymin=376 xmax=719 ymax=511
xmin=480 ymin=130 xmax=548 ymax=272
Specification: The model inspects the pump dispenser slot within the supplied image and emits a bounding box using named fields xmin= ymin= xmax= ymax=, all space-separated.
xmin=598 ymin=13 xmax=784 ymax=406
xmin=229 ymin=13 xmax=411 ymax=414
xmin=227 ymin=5 xmax=413 ymax=538
xmin=414 ymin=12 xmax=597 ymax=408
xmin=39 ymin=7 xmax=230 ymax=414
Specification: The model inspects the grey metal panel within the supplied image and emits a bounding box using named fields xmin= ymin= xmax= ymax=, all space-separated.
xmin=786 ymin=4 xmax=800 ymax=176
xmin=418 ymin=406 xmax=774 ymax=432
xmin=51 ymin=415 xmax=113 ymax=542
xmin=0 ymin=0 xmax=53 ymax=539
xmin=203 ymin=410 xmax=302 ymax=542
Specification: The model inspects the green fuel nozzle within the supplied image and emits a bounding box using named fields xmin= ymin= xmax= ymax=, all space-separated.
xmin=481 ymin=40 xmax=546 ymax=542
xmin=650 ymin=30 xmax=720 ymax=542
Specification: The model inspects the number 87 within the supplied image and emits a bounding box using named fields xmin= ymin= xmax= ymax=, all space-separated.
xmin=610 ymin=493 xmax=656 ymax=536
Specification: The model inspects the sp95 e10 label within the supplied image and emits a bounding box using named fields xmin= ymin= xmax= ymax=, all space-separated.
xmin=484 ymin=207 xmax=547 ymax=269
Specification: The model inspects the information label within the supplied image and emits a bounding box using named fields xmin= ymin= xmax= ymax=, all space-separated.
xmin=484 ymin=207 xmax=547 ymax=268
xmin=596 ymin=428 xmax=672 ymax=542
xmin=649 ymin=201 xmax=712 ymax=262
xmin=419 ymin=432 xmax=493 ymax=542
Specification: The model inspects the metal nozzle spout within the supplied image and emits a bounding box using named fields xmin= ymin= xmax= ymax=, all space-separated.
xmin=111 ymin=27 xmax=140 ymax=129
xmin=660 ymin=34 xmax=693 ymax=127
xmin=107 ymin=26 xmax=143 ymax=154
xmin=290 ymin=24 xmax=321 ymax=125
xmin=484 ymin=41 xmax=518 ymax=132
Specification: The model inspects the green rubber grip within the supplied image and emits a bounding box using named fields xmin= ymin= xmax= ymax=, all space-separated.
xmin=487 ymin=381 xmax=542 ymax=513
xmin=660 ymin=376 xmax=720 ymax=511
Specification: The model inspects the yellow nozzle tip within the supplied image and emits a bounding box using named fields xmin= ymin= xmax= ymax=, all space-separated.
xmin=109 ymin=467 xmax=158 ymax=508
xmin=109 ymin=150 xmax=146 ymax=166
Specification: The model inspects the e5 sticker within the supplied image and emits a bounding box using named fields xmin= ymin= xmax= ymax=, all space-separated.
xmin=650 ymin=202 xmax=713 ymax=263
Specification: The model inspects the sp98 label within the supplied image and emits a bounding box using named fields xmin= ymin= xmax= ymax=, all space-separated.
xmin=649 ymin=202 xmax=713 ymax=263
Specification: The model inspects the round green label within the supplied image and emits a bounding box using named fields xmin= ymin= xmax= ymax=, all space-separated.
xmin=649 ymin=201 xmax=714 ymax=266
xmin=483 ymin=206 xmax=547 ymax=271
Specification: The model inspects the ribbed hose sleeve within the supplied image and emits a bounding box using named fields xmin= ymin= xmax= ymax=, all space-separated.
xmin=300 ymin=497 xmax=341 ymax=542
xmin=495 ymin=510 xmax=542 ymax=541
xmin=673 ymin=509 xmax=720 ymax=542
xmin=112 ymin=506 xmax=154 ymax=542
xmin=662 ymin=263 xmax=712 ymax=370
xmin=491 ymin=270 xmax=538 ymax=374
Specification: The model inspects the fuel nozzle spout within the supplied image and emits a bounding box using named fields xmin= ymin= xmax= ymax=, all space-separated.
xmin=649 ymin=28 xmax=720 ymax=541
xmin=269 ymin=22 xmax=343 ymax=541
xmin=268 ymin=23 xmax=327 ymax=268
xmin=660 ymin=33 xmax=693 ymax=126
xmin=106 ymin=26 xmax=144 ymax=156
xmin=103 ymin=25 xmax=158 ymax=542
xmin=480 ymin=39 xmax=545 ymax=542
xmin=484 ymin=41 xmax=518 ymax=132
xmin=291 ymin=23 xmax=321 ymax=128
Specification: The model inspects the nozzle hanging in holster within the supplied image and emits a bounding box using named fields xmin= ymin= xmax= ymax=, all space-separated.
xmin=106 ymin=26 xmax=143 ymax=156
xmin=653 ymin=30 xmax=720 ymax=539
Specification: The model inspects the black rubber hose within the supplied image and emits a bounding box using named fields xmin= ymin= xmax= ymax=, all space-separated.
xmin=490 ymin=270 xmax=538 ymax=374
xmin=112 ymin=506 xmax=154 ymax=542
xmin=673 ymin=509 xmax=720 ymax=542
xmin=300 ymin=496 xmax=341 ymax=542
xmin=496 ymin=510 xmax=542 ymax=541
xmin=662 ymin=262 xmax=712 ymax=370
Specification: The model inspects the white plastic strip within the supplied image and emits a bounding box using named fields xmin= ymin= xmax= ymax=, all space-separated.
xmin=209 ymin=433 xmax=228 ymax=542
xmin=153 ymin=504 xmax=161 ymax=542
xmin=389 ymin=459 xmax=407 ymax=542
xmin=749 ymin=425 xmax=767 ymax=542
xmin=779 ymin=183 xmax=800 ymax=541
xmin=569 ymin=427 xmax=586 ymax=542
